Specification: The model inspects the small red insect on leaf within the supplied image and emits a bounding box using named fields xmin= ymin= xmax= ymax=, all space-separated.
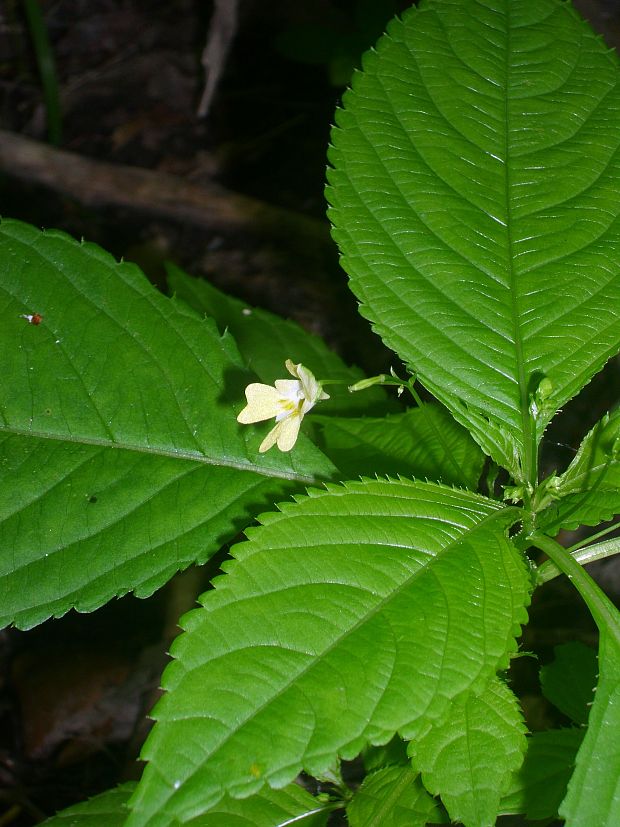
xmin=20 ymin=313 xmax=43 ymax=325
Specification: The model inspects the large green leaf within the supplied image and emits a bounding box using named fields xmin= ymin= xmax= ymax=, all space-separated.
xmin=540 ymin=642 xmax=597 ymax=726
xmin=327 ymin=0 xmax=620 ymax=482
xmin=532 ymin=535 xmax=620 ymax=826
xmin=561 ymin=633 xmax=620 ymax=826
xmin=41 ymin=782 xmax=331 ymax=827
xmin=346 ymin=765 xmax=446 ymax=827
xmin=127 ymin=479 xmax=529 ymax=826
xmin=0 ymin=219 xmax=335 ymax=629
xmin=41 ymin=783 xmax=136 ymax=826
xmin=313 ymin=404 xmax=484 ymax=489
xmin=0 ymin=434 xmax=293 ymax=628
xmin=409 ymin=677 xmax=526 ymax=827
xmin=167 ymin=263 xmax=391 ymax=417
xmin=499 ymin=728 xmax=584 ymax=820
xmin=536 ymin=409 xmax=620 ymax=533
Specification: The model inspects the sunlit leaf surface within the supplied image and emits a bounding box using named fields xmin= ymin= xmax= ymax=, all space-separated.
xmin=0 ymin=219 xmax=335 ymax=628
xmin=128 ymin=479 xmax=529 ymax=826
xmin=328 ymin=0 xmax=620 ymax=479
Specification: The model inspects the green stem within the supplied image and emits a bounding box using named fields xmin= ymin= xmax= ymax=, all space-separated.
xmin=345 ymin=370 xmax=468 ymax=482
xmin=568 ymin=522 xmax=620 ymax=554
xmin=319 ymin=379 xmax=354 ymax=387
xmin=537 ymin=533 xmax=620 ymax=584
xmin=23 ymin=0 xmax=62 ymax=145
xmin=531 ymin=534 xmax=620 ymax=641
xmin=404 ymin=377 xmax=466 ymax=482
xmin=527 ymin=417 xmax=539 ymax=492
xmin=344 ymin=374 xmax=406 ymax=392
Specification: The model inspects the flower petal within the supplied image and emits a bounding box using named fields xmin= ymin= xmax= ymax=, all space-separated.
xmin=258 ymin=413 xmax=302 ymax=453
xmin=238 ymin=361 xmax=328 ymax=451
xmin=274 ymin=379 xmax=302 ymax=399
xmin=258 ymin=420 xmax=283 ymax=453
xmin=237 ymin=383 xmax=283 ymax=423
xmin=285 ymin=359 xmax=300 ymax=378
xmin=275 ymin=412 xmax=302 ymax=452
xmin=296 ymin=364 xmax=330 ymax=409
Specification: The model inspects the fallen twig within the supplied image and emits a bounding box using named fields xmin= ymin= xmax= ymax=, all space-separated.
xmin=0 ymin=129 xmax=330 ymax=252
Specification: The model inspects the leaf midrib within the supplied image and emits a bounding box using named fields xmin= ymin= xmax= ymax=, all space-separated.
xmin=152 ymin=504 xmax=517 ymax=818
xmin=364 ymin=767 xmax=420 ymax=825
xmin=559 ymin=458 xmax=618 ymax=496
xmin=2 ymin=243 xmax=222 ymax=457
xmin=503 ymin=3 xmax=532 ymax=485
xmin=0 ymin=425 xmax=323 ymax=484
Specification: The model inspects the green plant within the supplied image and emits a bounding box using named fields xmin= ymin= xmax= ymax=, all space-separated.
xmin=275 ymin=0 xmax=404 ymax=86
xmin=2 ymin=0 xmax=620 ymax=824
xmin=22 ymin=0 xmax=62 ymax=145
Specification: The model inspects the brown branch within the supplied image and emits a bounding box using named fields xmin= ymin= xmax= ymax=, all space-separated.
xmin=0 ymin=129 xmax=331 ymax=252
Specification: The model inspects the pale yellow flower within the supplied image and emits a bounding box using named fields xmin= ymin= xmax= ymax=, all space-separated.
xmin=237 ymin=360 xmax=329 ymax=453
